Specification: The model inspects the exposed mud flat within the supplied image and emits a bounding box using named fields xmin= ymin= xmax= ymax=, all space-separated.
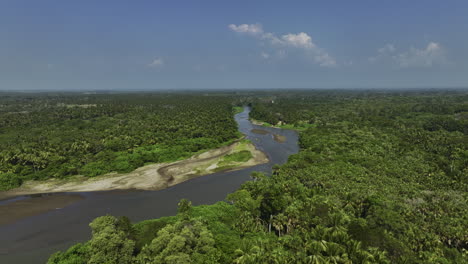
xmin=0 ymin=194 xmax=84 ymax=226
xmin=273 ymin=134 xmax=287 ymax=143
xmin=249 ymin=119 xmax=266 ymax=126
xmin=251 ymin=128 xmax=286 ymax=143
xmin=0 ymin=141 xmax=268 ymax=200
xmin=251 ymin=128 xmax=269 ymax=135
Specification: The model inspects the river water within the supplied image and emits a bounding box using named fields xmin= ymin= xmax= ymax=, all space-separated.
xmin=0 ymin=107 xmax=299 ymax=264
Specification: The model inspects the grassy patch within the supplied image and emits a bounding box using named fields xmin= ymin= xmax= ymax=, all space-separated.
xmin=213 ymin=165 xmax=237 ymax=172
xmin=233 ymin=106 xmax=244 ymax=114
xmin=222 ymin=150 xmax=252 ymax=163
xmin=232 ymin=139 xmax=252 ymax=151
xmin=278 ymin=123 xmax=315 ymax=131
xmin=215 ymin=150 xmax=253 ymax=171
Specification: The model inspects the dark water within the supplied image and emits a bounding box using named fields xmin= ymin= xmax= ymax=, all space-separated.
xmin=0 ymin=107 xmax=299 ymax=264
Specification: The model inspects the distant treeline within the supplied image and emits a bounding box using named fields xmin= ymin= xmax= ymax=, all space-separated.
xmin=48 ymin=90 xmax=467 ymax=263
xmin=0 ymin=93 xmax=240 ymax=190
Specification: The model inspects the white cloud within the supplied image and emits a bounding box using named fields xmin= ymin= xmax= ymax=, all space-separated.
xmin=314 ymin=52 xmax=336 ymax=67
xmin=370 ymin=42 xmax=447 ymax=68
xmin=396 ymin=42 xmax=446 ymax=68
xmin=369 ymin=44 xmax=396 ymax=63
xmin=260 ymin=51 xmax=270 ymax=59
xmin=228 ymin=24 xmax=263 ymax=36
xmin=229 ymin=23 xmax=336 ymax=67
xmin=281 ymin=32 xmax=315 ymax=49
xmin=378 ymin=44 xmax=396 ymax=54
xmin=148 ymin=58 xmax=164 ymax=68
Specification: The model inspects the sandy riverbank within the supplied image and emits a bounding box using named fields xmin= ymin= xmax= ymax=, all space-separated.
xmin=0 ymin=141 xmax=268 ymax=200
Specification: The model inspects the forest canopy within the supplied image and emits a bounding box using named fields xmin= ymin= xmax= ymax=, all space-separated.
xmin=0 ymin=93 xmax=240 ymax=190
xmin=47 ymin=90 xmax=468 ymax=263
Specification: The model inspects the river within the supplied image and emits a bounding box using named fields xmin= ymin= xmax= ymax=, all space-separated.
xmin=0 ymin=107 xmax=299 ymax=263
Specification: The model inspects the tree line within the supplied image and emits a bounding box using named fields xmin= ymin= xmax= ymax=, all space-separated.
xmin=18 ymin=90 xmax=468 ymax=263
xmin=0 ymin=93 xmax=240 ymax=190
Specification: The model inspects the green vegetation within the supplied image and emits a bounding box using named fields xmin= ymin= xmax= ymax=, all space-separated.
xmin=213 ymin=150 xmax=254 ymax=172
xmin=222 ymin=150 xmax=252 ymax=163
xmin=0 ymin=93 xmax=240 ymax=190
xmin=233 ymin=106 xmax=244 ymax=115
xmin=48 ymin=201 xmax=240 ymax=264
xmin=248 ymin=90 xmax=468 ymax=262
xmin=24 ymin=90 xmax=468 ymax=263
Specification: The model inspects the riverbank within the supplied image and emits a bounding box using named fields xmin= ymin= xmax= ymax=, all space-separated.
xmin=0 ymin=140 xmax=268 ymax=200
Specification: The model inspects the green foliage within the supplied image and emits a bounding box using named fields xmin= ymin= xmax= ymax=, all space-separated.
xmin=87 ymin=216 xmax=136 ymax=264
xmin=133 ymin=216 xmax=177 ymax=252
xmin=135 ymin=219 xmax=221 ymax=264
xmin=178 ymin=199 xmax=192 ymax=220
xmin=189 ymin=203 xmax=241 ymax=262
xmin=48 ymin=216 xmax=137 ymax=264
xmin=0 ymin=93 xmax=240 ymax=189
xmin=246 ymin=90 xmax=468 ymax=263
xmin=221 ymin=150 xmax=252 ymax=163
xmin=0 ymin=173 xmax=22 ymax=191
xmin=47 ymin=243 xmax=90 ymax=264
xmin=233 ymin=106 xmax=244 ymax=114
xmin=46 ymin=90 xmax=468 ymax=263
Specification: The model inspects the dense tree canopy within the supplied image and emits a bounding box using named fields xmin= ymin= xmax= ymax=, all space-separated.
xmin=247 ymin=90 xmax=468 ymax=262
xmin=0 ymin=93 xmax=240 ymax=190
xmin=20 ymin=90 xmax=468 ymax=263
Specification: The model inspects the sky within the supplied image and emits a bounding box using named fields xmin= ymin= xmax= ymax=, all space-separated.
xmin=0 ymin=0 xmax=467 ymax=90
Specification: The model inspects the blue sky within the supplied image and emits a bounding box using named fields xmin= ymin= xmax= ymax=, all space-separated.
xmin=0 ymin=0 xmax=467 ymax=90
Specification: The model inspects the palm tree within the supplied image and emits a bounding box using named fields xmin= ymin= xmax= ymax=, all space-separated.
xmin=367 ymin=247 xmax=390 ymax=264
xmin=305 ymin=254 xmax=329 ymax=264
